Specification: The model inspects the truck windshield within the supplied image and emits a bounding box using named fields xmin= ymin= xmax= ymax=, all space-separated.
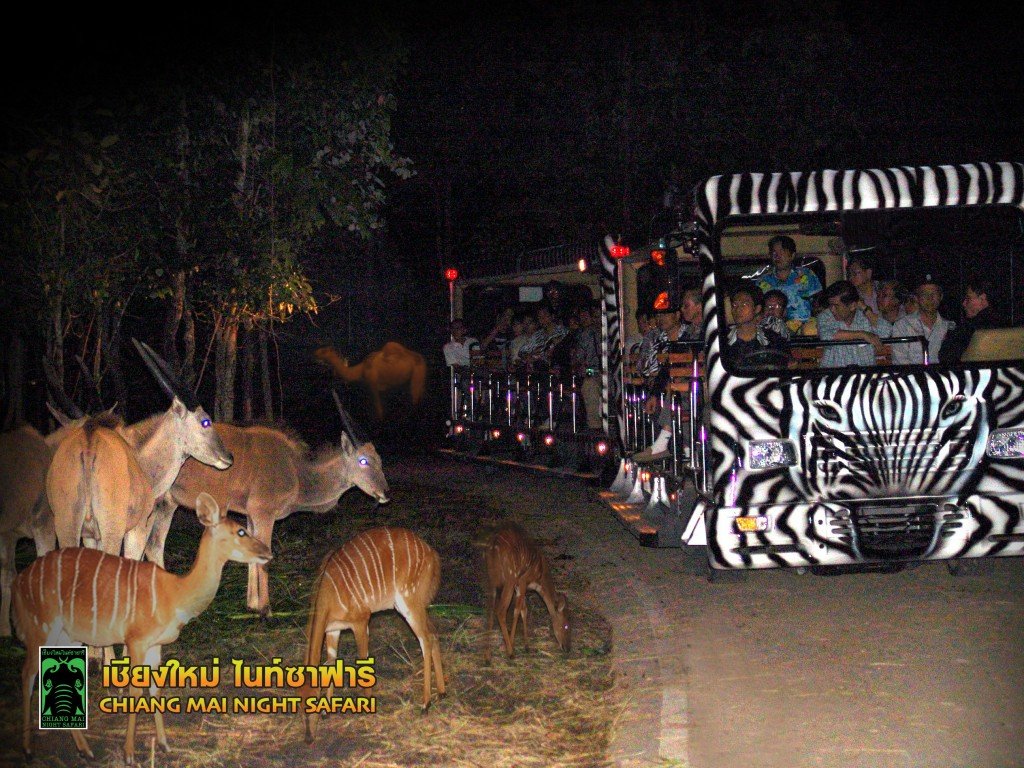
xmin=714 ymin=206 xmax=1024 ymax=374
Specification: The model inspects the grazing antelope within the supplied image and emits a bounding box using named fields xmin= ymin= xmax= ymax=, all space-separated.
xmin=13 ymin=493 xmax=272 ymax=764
xmin=482 ymin=522 xmax=570 ymax=661
xmin=302 ymin=527 xmax=444 ymax=743
xmin=314 ymin=342 xmax=426 ymax=419
xmin=152 ymin=392 xmax=388 ymax=615
xmin=45 ymin=339 xmax=233 ymax=560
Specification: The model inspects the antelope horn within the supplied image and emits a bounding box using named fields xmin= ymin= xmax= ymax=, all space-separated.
xmin=132 ymin=338 xmax=199 ymax=410
xmin=332 ymin=390 xmax=367 ymax=446
xmin=42 ymin=357 xmax=85 ymax=419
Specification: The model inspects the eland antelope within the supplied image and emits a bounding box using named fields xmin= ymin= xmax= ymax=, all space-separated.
xmin=150 ymin=392 xmax=389 ymax=615
xmin=45 ymin=340 xmax=232 ymax=560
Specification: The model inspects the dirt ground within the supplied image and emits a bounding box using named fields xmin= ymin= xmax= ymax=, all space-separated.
xmin=0 ymin=452 xmax=615 ymax=768
xmin=3 ymin=452 xmax=1023 ymax=768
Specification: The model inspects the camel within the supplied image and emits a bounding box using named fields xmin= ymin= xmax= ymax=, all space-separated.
xmin=315 ymin=342 xmax=426 ymax=418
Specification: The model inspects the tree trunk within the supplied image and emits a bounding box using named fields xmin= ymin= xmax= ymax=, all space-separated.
xmin=241 ymin=319 xmax=254 ymax=422
xmin=93 ymin=303 xmax=107 ymax=408
xmin=2 ymin=332 xmax=24 ymax=429
xmin=182 ymin=302 xmax=196 ymax=388
xmin=45 ymin=294 xmax=65 ymax=385
xmin=214 ymin=317 xmax=238 ymax=422
xmin=103 ymin=310 xmax=127 ymax=415
xmin=259 ymin=322 xmax=273 ymax=420
xmin=162 ymin=269 xmax=186 ymax=372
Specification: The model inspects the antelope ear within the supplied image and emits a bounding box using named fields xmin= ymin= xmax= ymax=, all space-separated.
xmin=195 ymin=492 xmax=221 ymax=527
xmin=339 ymin=431 xmax=354 ymax=453
xmin=171 ymin=397 xmax=189 ymax=418
xmin=46 ymin=402 xmax=73 ymax=426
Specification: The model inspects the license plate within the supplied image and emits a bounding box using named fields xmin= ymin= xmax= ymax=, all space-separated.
xmin=734 ymin=515 xmax=770 ymax=533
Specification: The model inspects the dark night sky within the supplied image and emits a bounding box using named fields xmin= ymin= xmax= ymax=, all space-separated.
xmin=7 ymin=1 xmax=1024 ymax=260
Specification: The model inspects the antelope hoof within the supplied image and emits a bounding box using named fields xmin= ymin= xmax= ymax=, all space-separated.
xmin=22 ymin=749 xmax=33 ymax=764
xmin=420 ymin=701 xmax=432 ymax=715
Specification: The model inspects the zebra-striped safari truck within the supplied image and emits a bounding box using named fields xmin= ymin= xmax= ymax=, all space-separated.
xmin=602 ymin=161 xmax=1024 ymax=571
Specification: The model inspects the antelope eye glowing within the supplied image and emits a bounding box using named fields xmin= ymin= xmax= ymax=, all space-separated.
xmin=237 ymin=529 xmax=247 ymax=537
xmin=359 ymin=457 xmax=369 ymax=466
xmin=201 ymin=418 xmax=212 ymax=428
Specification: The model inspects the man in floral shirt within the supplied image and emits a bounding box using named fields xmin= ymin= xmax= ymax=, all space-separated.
xmin=756 ymin=235 xmax=822 ymax=329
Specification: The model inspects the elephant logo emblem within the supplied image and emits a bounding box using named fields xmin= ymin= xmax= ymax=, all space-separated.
xmin=39 ymin=647 xmax=87 ymax=729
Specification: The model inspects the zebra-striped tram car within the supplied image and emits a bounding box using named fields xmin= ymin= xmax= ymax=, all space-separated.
xmin=448 ymin=161 xmax=1024 ymax=572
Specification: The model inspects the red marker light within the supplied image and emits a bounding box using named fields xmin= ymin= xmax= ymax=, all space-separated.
xmin=595 ymin=440 xmax=609 ymax=456
xmin=650 ymin=249 xmax=666 ymax=266
xmin=609 ymin=244 xmax=630 ymax=259
xmin=491 ymin=429 xmax=502 ymax=439
xmin=543 ymin=433 xmax=556 ymax=447
xmin=444 ymin=268 xmax=459 ymax=282
xmin=653 ymin=291 xmax=670 ymax=311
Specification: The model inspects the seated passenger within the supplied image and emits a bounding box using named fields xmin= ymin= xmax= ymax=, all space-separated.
xmin=757 ymin=234 xmax=822 ymax=333
xmin=939 ymin=278 xmax=1006 ymax=364
xmin=848 ymin=251 xmax=881 ymax=314
xmin=481 ymin=305 xmax=515 ymax=371
xmin=799 ymin=291 xmax=827 ymax=337
xmin=761 ymin=289 xmax=791 ymax=339
xmin=876 ymin=280 xmax=907 ymax=327
xmin=519 ymin=303 xmax=567 ymax=373
xmin=443 ymin=319 xmax=480 ymax=371
xmin=891 ymin=276 xmax=953 ymax=365
xmin=509 ymin=311 xmax=537 ymax=371
xmin=725 ymin=283 xmax=787 ymax=370
xmin=817 ymin=280 xmax=886 ymax=367
xmin=678 ymin=287 xmax=705 ymax=341
xmin=633 ymin=304 xmax=687 ymax=463
xmin=625 ymin=309 xmax=653 ymax=374
xmin=571 ymin=304 xmax=603 ymax=429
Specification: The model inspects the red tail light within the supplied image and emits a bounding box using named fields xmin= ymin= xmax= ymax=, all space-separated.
xmin=609 ymin=244 xmax=630 ymax=259
xmin=650 ymin=249 xmax=666 ymax=266
xmin=653 ymin=291 xmax=671 ymax=311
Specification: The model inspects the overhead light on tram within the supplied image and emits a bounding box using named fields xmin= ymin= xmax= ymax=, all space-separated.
xmin=577 ymin=258 xmax=588 ymax=272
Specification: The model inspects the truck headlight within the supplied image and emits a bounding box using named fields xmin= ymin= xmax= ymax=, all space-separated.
xmin=746 ymin=439 xmax=797 ymax=469
xmin=986 ymin=428 xmax=1024 ymax=459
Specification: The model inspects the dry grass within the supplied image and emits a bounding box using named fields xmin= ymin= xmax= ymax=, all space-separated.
xmin=0 ymin=457 xmax=617 ymax=767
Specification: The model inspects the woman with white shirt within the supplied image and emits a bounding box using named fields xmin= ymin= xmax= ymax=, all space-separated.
xmin=890 ymin=277 xmax=954 ymax=365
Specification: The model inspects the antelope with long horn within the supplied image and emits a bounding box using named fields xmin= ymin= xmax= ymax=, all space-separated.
xmin=45 ymin=339 xmax=233 ymax=560
xmin=14 ymin=493 xmax=271 ymax=764
xmin=481 ymin=521 xmax=570 ymax=661
xmin=302 ymin=527 xmax=444 ymax=743
xmin=150 ymin=390 xmax=389 ymax=615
